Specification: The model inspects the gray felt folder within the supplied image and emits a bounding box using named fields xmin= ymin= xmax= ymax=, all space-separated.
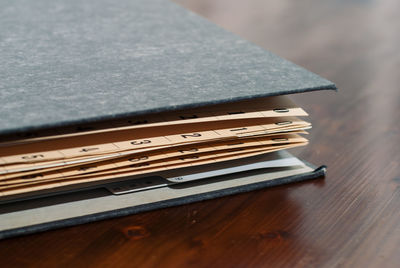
xmin=0 ymin=0 xmax=336 ymax=239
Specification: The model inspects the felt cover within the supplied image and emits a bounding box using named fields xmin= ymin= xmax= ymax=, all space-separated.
xmin=0 ymin=0 xmax=336 ymax=137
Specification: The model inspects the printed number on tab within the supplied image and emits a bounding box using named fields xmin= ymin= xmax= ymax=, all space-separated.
xmin=78 ymin=166 xmax=97 ymax=172
xmin=128 ymin=156 xmax=149 ymax=162
xmin=22 ymin=154 xmax=44 ymax=160
xmin=179 ymin=155 xmax=199 ymax=161
xmin=227 ymin=142 xmax=244 ymax=146
xmin=79 ymin=147 xmax=99 ymax=153
xmin=21 ymin=174 xmax=44 ymax=180
xmin=230 ymin=127 xmax=247 ymax=132
xmin=131 ymin=140 xmax=151 ymax=145
xmin=181 ymin=133 xmax=201 ymax=139
xmin=178 ymin=148 xmax=198 ymax=153
xmin=130 ymin=163 xmax=150 ymax=168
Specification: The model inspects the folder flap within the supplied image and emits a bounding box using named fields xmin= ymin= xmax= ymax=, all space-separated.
xmin=0 ymin=0 xmax=336 ymax=137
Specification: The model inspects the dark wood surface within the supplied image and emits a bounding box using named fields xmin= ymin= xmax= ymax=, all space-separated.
xmin=1 ymin=0 xmax=399 ymax=267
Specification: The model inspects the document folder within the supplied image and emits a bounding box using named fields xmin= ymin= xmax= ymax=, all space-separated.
xmin=0 ymin=0 xmax=336 ymax=239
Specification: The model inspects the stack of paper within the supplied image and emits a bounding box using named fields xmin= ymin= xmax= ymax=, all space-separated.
xmin=0 ymin=96 xmax=310 ymax=198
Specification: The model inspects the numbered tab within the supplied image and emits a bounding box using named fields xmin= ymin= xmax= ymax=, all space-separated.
xmin=1 ymin=151 xmax=65 ymax=165
xmin=60 ymin=162 xmax=118 ymax=177
xmin=113 ymin=149 xmax=174 ymax=169
xmin=176 ymin=147 xmax=200 ymax=155
xmin=167 ymin=131 xmax=218 ymax=143
xmin=114 ymin=136 xmax=170 ymax=150
xmin=214 ymin=125 xmax=264 ymax=136
xmin=61 ymin=143 xmax=119 ymax=158
xmin=113 ymin=155 xmax=152 ymax=168
xmin=260 ymin=107 xmax=308 ymax=117
xmin=212 ymin=138 xmax=262 ymax=151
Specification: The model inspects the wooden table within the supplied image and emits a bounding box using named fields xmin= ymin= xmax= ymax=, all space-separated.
xmin=1 ymin=0 xmax=399 ymax=267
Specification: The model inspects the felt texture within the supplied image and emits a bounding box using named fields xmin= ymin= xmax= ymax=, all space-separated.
xmin=0 ymin=0 xmax=336 ymax=136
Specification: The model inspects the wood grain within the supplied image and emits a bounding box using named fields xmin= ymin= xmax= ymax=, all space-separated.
xmin=1 ymin=0 xmax=399 ymax=267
